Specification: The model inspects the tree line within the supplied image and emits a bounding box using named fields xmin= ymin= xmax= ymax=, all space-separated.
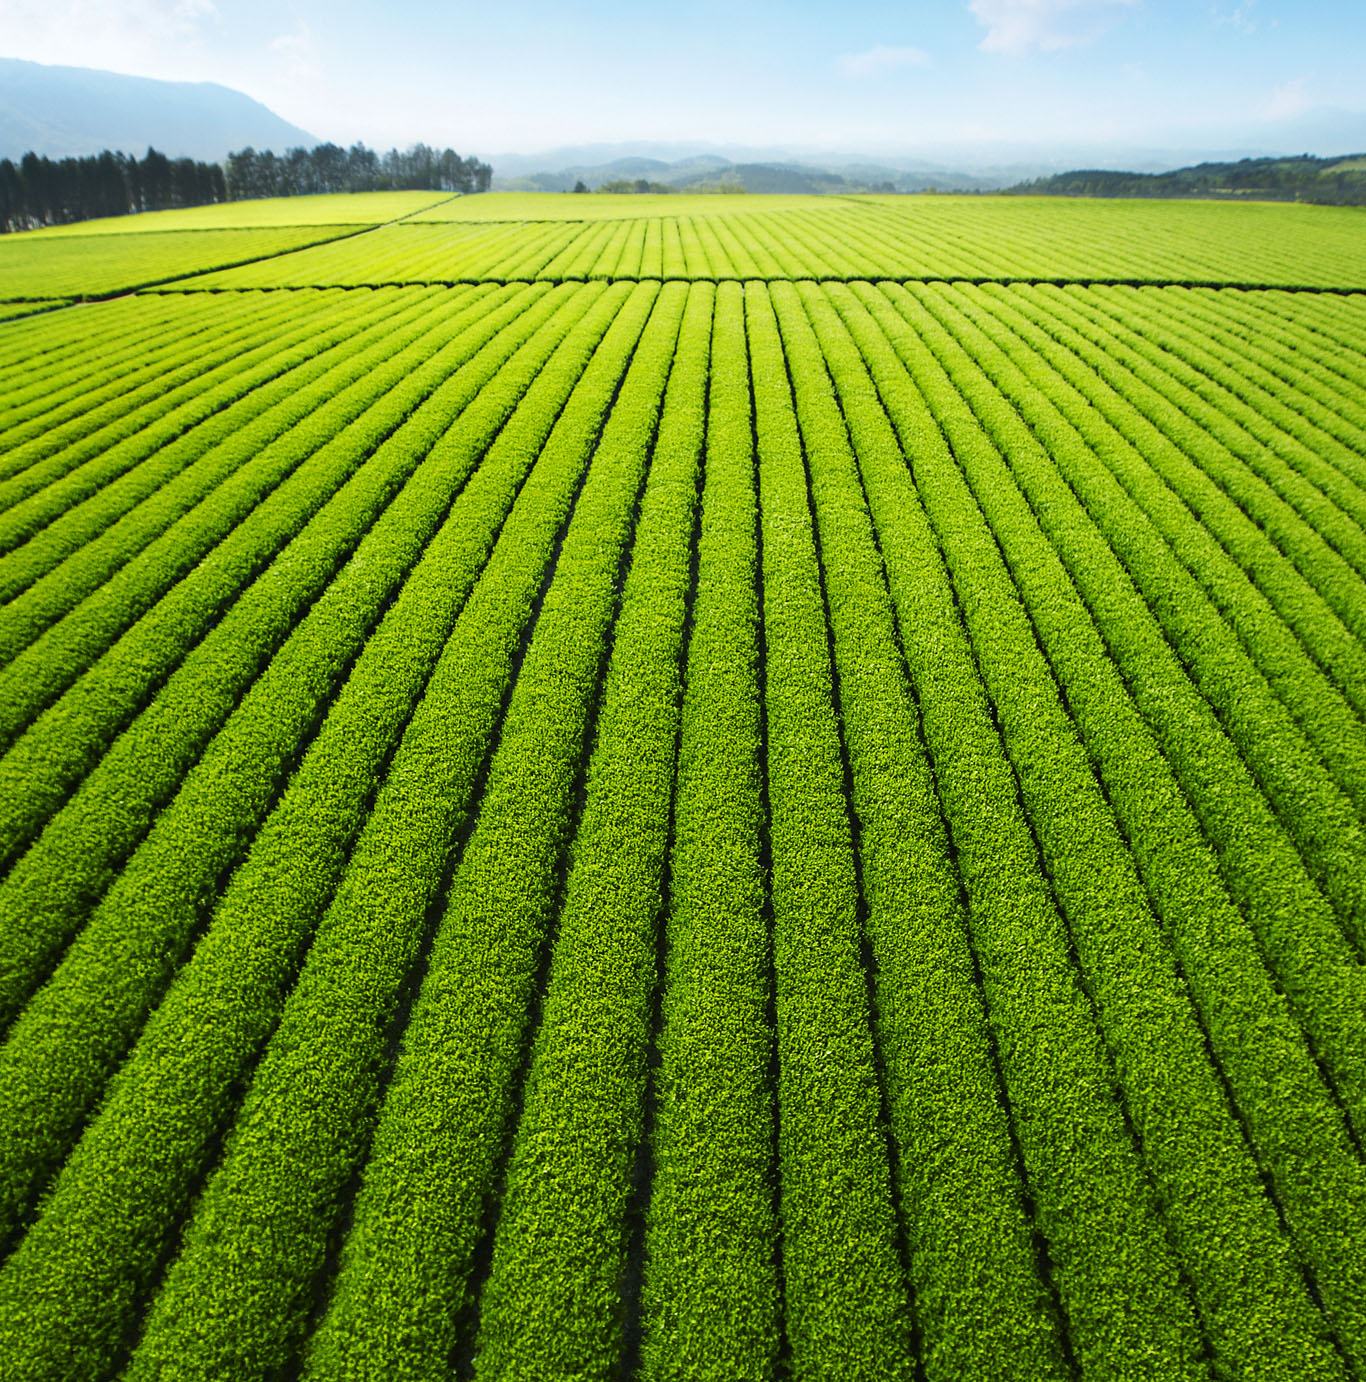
xmin=0 ymin=149 xmax=225 ymax=233
xmin=0 ymin=141 xmax=492 ymax=233
xmin=224 ymin=142 xmax=491 ymax=200
xmin=1006 ymin=153 xmax=1366 ymax=206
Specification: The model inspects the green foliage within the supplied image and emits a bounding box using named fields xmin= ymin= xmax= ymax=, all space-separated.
xmin=0 ymin=285 xmax=483 ymax=946
xmin=121 ymin=197 xmax=1366 ymax=291
xmin=0 ymin=298 xmax=66 ymax=320
xmin=0 ymin=292 xmax=309 ymax=532
xmin=119 ymin=282 xmax=666 ymax=1382
xmin=746 ymin=281 xmax=914 ymax=1379
xmin=0 ymin=291 xmax=429 ymax=636
xmin=0 ymin=225 xmax=357 ymax=300
xmin=0 ymin=280 xmax=583 ymax=1244
xmin=778 ymin=280 xmax=1066 ymax=1382
xmin=0 ymin=280 xmax=641 ymax=1380
xmin=299 ymin=281 xmax=677 ymax=1380
xmin=0 ymin=197 xmax=1364 ymax=1382
xmin=1008 ymin=152 xmax=1366 ymax=205
xmin=822 ymin=281 xmax=1208 ymax=1382
xmin=19 ymin=190 xmax=453 ymax=233
xmin=843 ymin=278 xmax=1347 ymax=1379
xmin=596 ymin=178 xmax=676 ymax=194
xmin=464 ymin=281 xmax=703 ymax=1381
xmin=638 ymin=280 xmax=780 ymax=1382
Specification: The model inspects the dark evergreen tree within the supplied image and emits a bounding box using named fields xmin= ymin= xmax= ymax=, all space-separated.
xmin=1 ymin=139 xmax=493 ymax=232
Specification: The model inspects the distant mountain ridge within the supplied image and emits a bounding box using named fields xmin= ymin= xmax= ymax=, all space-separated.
xmin=495 ymin=153 xmax=1008 ymax=195
xmin=0 ymin=59 xmax=317 ymax=163
xmin=488 ymin=116 xmax=1366 ymax=195
xmin=492 ymin=146 xmax=1366 ymax=205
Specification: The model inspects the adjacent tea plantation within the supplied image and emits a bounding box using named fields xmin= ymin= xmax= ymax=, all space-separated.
xmin=0 ymin=188 xmax=1364 ymax=1382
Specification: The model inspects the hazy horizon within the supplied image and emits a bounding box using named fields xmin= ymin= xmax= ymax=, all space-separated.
xmin=2 ymin=0 xmax=1364 ymax=163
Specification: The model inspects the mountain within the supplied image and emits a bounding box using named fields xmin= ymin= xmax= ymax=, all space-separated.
xmin=491 ymin=150 xmax=1021 ymax=195
xmin=486 ymin=115 xmax=1366 ymax=195
xmin=487 ymin=144 xmax=752 ymax=181
xmin=0 ymin=59 xmax=317 ymax=163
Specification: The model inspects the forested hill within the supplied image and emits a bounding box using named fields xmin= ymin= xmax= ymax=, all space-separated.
xmin=1008 ymin=153 xmax=1366 ymax=205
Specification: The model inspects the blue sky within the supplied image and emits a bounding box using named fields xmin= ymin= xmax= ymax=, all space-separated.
xmin=2 ymin=0 xmax=1363 ymax=158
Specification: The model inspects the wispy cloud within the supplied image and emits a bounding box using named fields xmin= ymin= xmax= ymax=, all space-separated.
xmin=269 ymin=20 xmax=321 ymax=82
xmin=968 ymin=0 xmax=1139 ymax=53
xmin=172 ymin=0 xmax=218 ymax=25
xmin=1 ymin=0 xmax=218 ymax=41
xmin=837 ymin=44 xmax=932 ymax=78
xmin=1264 ymin=76 xmax=1311 ymax=120
xmin=1211 ymin=2 xmax=1258 ymax=36
xmin=0 ymin=0 xmax=219 ymax=69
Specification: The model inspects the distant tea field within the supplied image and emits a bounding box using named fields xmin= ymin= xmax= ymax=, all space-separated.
xmin=0 ymin=190 xmax=1364 ymax=1382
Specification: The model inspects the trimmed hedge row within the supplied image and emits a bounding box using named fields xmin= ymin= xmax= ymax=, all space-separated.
xmin=854 ymin=268 xmax=1366 ymax=1203
xmin=970 ymin=284 xmax=1366 ymax=735
xmin=0 ymin=289 xmax=428 ymax=629
xmin=773 ymin=280 xmax=1067 ymax=1382
xmin=746 ymin=281 xmax=914 ymax=1379
xmin=954 ymin=283 xmax=1366 ymax=890
xmin=462 ymin=281 xmax=711 ymax=1380
xmin=0 ymin=291 xmax=302 ymax=535
xmin=0 ymin=281 xmax=652 ymax=1382
xmin=865 ymin=281 xmax=1366 ymax=1131
xmin=288 ymin=282 xmax=684 ymax=1381
xmin=1042 ymin=284 xmax=1366 ymax=619
xmin=1155 ymin=289 xmax=1366 ymax=453
xmin=121 ymin=280 xmax=675 ymax=1382
xmin=0 ymin=293 xmax=238 ymax=443
xmin=637 ymin=280 xmax=781 ymax=1382
xmin=0 ymin=279 xmax=594 ymax=1242
xmin=1084 ymin=284 xmax=1366 ymax=546
xmin=0 ymin=284 xmax=533 ymax=1020
xmin=0 ymin=293 xmax=198 ymax=389
xmin=819 ymin=280 xmax=1209 ymax=1382
xmin=837 ymin=281 xmax=1353 ymax=1379
xmin=901 ymin=282 xmax=1366 ymax=953
xmin=0 ymin=285 xmax=462 ymax=769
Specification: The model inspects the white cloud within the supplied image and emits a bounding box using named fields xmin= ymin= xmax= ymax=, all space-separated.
xmin=0 ymin=0 xmax=219 ymax=73
xmin=838 ymin=45 xmax=932 ymax=79
xmin=269 ymin=20 xmax=321 ymax=82
xmin=1264 ymin=76 xmax=1311 ymax=120
xmin=1 ymin=0 xmax=219 ymax=43
xmin=173 ymin=0 xmax=218 ymax=24
xmin=968 ymin=0 xmax=1139 ymax=53
xmin=1211 ymin=2 xmax=1258 ymax=36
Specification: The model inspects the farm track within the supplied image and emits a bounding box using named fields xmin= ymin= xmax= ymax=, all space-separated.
xmin=0 ymin=195 xmax=1364 ymax=1381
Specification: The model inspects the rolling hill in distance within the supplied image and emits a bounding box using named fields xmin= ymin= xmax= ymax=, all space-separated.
xmin=0 ymin=58 xmax=317 ymax=163
xmin=487 ymin=107 xmax=1366 ymax=193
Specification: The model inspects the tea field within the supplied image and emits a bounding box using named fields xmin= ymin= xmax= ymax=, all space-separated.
xmin=0 ymin=190 xmax=1364 ymax=1382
